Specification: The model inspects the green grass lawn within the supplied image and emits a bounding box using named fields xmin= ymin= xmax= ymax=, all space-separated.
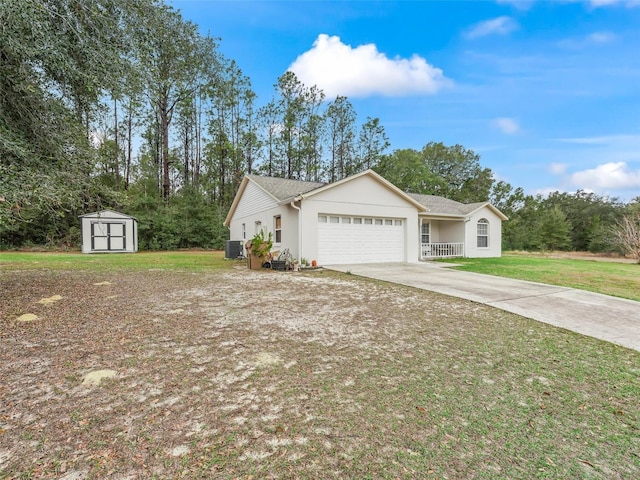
xmin=0 ymin=250 xmax=238 ymax=272
xmin=3 ymin=250 xmax=639 ymax=300
xmin=441 ymin=253 xmax=640 ymax=301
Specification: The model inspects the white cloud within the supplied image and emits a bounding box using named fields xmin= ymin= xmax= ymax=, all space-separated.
xmin=288 ymin=34 xmax=452 ymax=98
xmin=465 ymin=16 xmax=518 ymax=39
xmin=557 ymin=134 xmax=640 ymax=145
xmin=561 ymin=0 xmax=640 ymax=9
xmin=590 ymin=0 xmax=621 ymax=6
xmin=536 ymin=186 xmax=568 ymax=197
xmin=560 ymin=30 xmax=618 ymax=49
xmin=496 ymin=0 xmax=535 ymax=10
xmin=589 ymin=0 xmax=640 ymax=7
xmin=493 ymin=117 xmax=520 ymax=134
xmin=549 ymin=163 xmax=567 ymax=175
xmin=588 ymin=31 xmax=616 ymax=43
xmin=569 ymin=162 xmax=640 ymax=189
xmin=494 ymin=0 xmax=639 ymax=9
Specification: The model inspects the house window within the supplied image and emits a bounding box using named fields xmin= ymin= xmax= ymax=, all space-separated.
xmin=353 ymin=218 xmax=362 ymax=224
xmin=342 ymin=217 xmax=351 ymax=224
xmin=394 ymin=219 xmax=403 ymax=226
xmin=421 ymin=222 xmax=430 ymax=244
xmin=364 ymin=218 xmax=373 ymax=225
xmin=274 ymin=215 xmax=282 ymax=243
xmin=375 ymin=219 xmax=383 ymax=225
xmin=318 ymin=215 xmax=327 ymax=223
xmin=255 ymin=221 xmax=262 ymax=234
xmin=477 ymin=219 xmax=489 ymax=248
xmin=330 ymin=216 xmax=339 ymax=224
xmin=384 ymin=219 xmax=393 ymax=226
xmin=242 ymin=223 xmax=246 ymax=240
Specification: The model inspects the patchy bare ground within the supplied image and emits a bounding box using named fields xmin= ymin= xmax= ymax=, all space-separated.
xmin=1 ymin=265 xmax=639 ymax=479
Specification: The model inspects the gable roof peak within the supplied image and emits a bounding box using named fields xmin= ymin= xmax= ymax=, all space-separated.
xmin=294 ymin=169 xmax=427 ymax=211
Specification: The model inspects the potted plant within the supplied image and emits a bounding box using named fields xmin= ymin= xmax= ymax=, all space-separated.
xmin=246 ymin=230 xmax=273 ymax=270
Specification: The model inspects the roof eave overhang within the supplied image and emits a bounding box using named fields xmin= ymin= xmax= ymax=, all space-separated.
xmin=419 ymin=212 xmax=467 ymax=220
xmin=224 ymin=177 xmax=248 ymax=227
xmin=78 ymin=210 xmax=138 ymax=221
xmin=279 ymin=196 xmax=298 ymax=206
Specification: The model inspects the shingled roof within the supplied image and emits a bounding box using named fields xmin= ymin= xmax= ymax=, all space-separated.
xmin=247 ymin=174 xmax=325 ymax=202
xmin=408 ymin=193 xmax=487 ymax=216
xmin=246 ymin=174 xmax=490 ymax=216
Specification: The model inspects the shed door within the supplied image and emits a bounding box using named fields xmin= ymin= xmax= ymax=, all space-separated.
xmin=317 ymin=215 xmax=405 ymax=265
xmin=91 ymin=222 xmax=127 ymax=251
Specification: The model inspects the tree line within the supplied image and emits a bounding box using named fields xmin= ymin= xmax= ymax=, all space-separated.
xmin=1 ymin=0 xmax=390 ymax=249
xmin=1 ymin=0 xmax=638 ymax=255
xmin=374 ymin=147 xmax=640 ymax=256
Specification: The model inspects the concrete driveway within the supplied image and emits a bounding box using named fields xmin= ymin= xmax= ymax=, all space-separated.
xmin=326 ymin=262 xmax=640 ymax=353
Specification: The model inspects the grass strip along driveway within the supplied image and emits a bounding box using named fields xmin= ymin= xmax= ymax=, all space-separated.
xmin=1 ymin=252 xmax=639 ymax=479
xmin=441 ymin=253 xmax=640 ymax=302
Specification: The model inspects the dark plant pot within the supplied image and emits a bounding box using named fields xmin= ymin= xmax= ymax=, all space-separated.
xmin=271 ymin=260 xmax=287 ymax=271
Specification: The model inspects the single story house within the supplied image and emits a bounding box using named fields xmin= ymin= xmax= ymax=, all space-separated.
xmin=79 ymin=210 xmax=138 ymax=253
xmin=224 ymin=169 xmax=507 ymax=265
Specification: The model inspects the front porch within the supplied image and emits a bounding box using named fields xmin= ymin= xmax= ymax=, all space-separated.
xmin=420 ymin=218 xmax=465 ymax=259
xmin=421 ymin=242 xmax=464 ymax=259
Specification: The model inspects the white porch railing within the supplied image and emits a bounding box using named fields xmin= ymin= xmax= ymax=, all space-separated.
xmin=421 ymin=242 xmax=464 ymax=259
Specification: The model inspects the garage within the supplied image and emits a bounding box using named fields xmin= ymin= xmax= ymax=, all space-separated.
xmin=317 ymin=214 xmax=406 ymax=264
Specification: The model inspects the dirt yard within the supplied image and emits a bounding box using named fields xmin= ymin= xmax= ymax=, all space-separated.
xmin=1 ymin=265 xmax=638 ymax=479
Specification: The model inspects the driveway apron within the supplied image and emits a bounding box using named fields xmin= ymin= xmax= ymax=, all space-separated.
xmin=325 ymin=262 xmax=640 ymax=353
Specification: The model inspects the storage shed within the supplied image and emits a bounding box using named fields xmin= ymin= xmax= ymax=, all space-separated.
xmin=79 ymin=210 xmax=138 ymax=253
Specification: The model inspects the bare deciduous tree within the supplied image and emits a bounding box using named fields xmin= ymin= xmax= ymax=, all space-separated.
xmin=611 ymin=213 xmax=640 ymax=263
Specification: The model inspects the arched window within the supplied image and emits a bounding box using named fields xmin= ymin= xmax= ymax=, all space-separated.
xmin=477 ymin=219 xmax=489 ymax=248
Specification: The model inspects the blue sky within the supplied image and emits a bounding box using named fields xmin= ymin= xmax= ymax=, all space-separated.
xmin=171 ymin=0 xmax=640 ymax=201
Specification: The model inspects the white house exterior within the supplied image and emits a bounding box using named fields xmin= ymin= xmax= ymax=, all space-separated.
xmin=409 ymin=194 xmax=507 ymax=259
xmin=79 ymin=210 xmax=138 ymax=254
xmin=224 ymin=170 xmax=507 ymax=265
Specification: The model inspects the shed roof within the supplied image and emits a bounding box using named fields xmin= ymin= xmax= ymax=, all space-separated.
xmin=78 ymin=209 xmax=137 ymax=221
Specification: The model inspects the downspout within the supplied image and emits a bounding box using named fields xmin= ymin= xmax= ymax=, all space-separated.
xmin=290 ymin=197 xmax=302 ymax=262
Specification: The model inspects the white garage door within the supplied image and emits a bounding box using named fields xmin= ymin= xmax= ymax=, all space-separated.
xmin=318 ymin=214 xmax=405 ymax=264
